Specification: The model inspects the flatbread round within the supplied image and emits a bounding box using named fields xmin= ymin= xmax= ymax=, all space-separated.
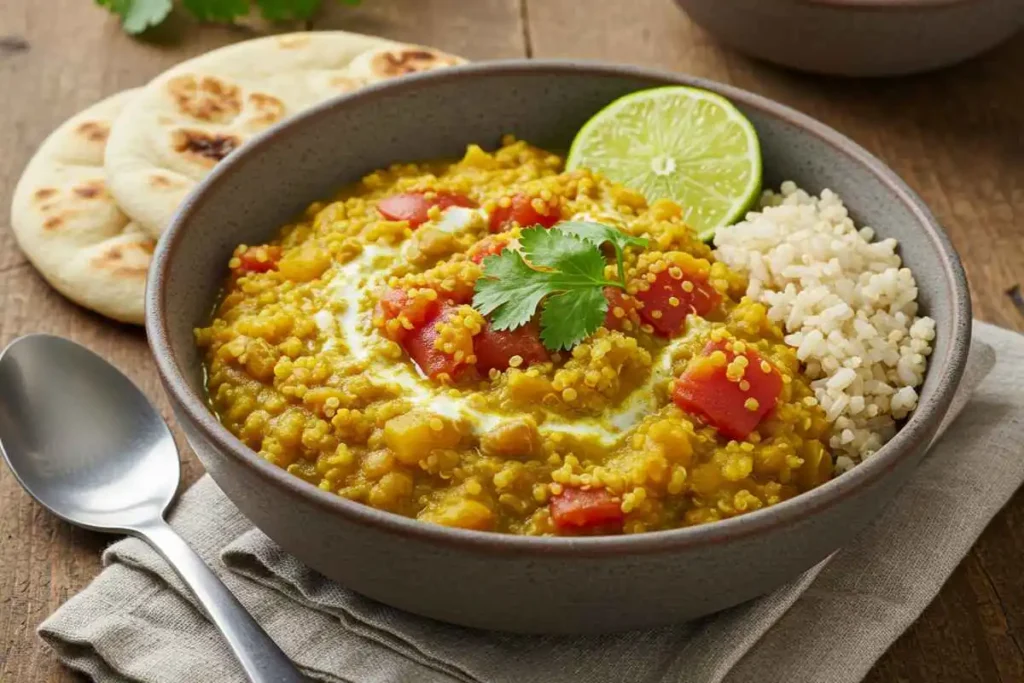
xmin=11 ymin=90 xmax=153 ymax=325
xmin=347 ymin=42 xmax=465 ymax=81
xmin=104 ymin=31 xmax=465 ymax=239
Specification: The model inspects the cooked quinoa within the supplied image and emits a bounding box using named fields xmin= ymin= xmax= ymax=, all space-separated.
xmin=713 ymin=182 xmax=935 ymax=469
xmin=197 ymin=139 xmax=837 ymax=535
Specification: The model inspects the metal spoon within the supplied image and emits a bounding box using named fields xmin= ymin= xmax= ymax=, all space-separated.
xmin=0 ymin=334 xmax=305 ymax=683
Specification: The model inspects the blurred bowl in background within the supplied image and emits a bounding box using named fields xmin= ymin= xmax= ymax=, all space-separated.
xmin=673 ymin=0 xmax=1023 ymax=77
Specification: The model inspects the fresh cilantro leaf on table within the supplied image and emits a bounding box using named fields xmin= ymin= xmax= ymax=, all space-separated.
xmin=472 ymin=223 xmax=649 ymax=351
xmin=181 ymin=0 xmax=249 ymax=21
xmin=96 ymin=0 xmax=173 ymax=34
xmin=97 ymin=0 xmax=362 ymax=34
xmin=253 ymin=0 xmax=322 ymax=20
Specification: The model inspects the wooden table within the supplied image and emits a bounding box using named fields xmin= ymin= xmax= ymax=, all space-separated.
xmin=1 ymin=1 xmax=1022 ymax=680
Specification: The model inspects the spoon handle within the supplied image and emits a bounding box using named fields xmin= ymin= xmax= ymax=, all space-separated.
xmin=134 ymin=518 xmax=306 ymax=682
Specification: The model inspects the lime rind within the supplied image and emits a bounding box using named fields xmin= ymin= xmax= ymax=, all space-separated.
xmin=566 ymin=86 xmax=762 ymax=241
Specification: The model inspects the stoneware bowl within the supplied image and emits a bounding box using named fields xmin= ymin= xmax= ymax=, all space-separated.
xmin=674 ymin=0 xmax=1023 ymax=77
xmin=147 ymin=61 xmax=971 ymax=634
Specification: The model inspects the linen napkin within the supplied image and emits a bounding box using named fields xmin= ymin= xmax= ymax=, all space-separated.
xmin=38 ymin=321 xmax=1024 ymax=683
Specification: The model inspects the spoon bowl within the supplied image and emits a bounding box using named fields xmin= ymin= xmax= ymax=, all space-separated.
xmin=0 ymin=334 xmax=179 ymax=531
xmin=0 ymin=334 xmax=305 ymax=683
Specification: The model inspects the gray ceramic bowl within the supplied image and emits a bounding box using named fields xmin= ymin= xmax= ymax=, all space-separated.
xmin=147 ymin=61 xmax=970 ymax=634
xmin=674 ymin=0 xmax=1023 ymax=77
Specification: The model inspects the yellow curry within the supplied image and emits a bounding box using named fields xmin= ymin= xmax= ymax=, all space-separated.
xmin=196 ymin=138 xmax=832 ymax=535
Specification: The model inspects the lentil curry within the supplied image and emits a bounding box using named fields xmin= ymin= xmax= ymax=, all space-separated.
xmin=196 ymin=138 xmax=833 ymax=535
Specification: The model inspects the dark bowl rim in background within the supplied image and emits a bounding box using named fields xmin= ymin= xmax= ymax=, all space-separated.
xmin=146 ymin=59 xmax=971 ymax=557
xmin=800 ymin=0 xmax=975 ymax=8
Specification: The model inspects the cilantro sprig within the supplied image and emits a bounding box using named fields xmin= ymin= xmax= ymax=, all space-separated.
xmin=557 ymin=221 xmax=649 ymax=284
xmin=96 ymin=0 xmax=360 ymax=35
xmin=95 ymin=0 xmax=173 ymax=33
xmin=472 ymin=222 xmax=648 ymax=351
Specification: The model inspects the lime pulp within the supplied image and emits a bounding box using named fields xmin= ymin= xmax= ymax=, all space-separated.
xmin=566 ymin=86 xmax=763 ymax=241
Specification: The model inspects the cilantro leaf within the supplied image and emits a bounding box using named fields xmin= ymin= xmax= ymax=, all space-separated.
xmin=557 ymin=221 xmax=648 ymax=282
xmin=99 ymin=0 xmax=361 ymax=34
xmin=255 ymin=0 xmax=323 ymax=19
xmin=472 ymin=227 xmax=622 ymax=346
xmin=472 ymin=250 xmax=552 ymax=332
xmin=180 ymin=0 xmax=249 ymax=21
xmin=557 ymin=221 xmax=648 ymax=254
xmin=518 ymin=227 xmax=612 ymax=289
xmin=541 ymin=287 xmax=608 ymax=351
xmin=95 ymin=0 xmax=173 ymax=34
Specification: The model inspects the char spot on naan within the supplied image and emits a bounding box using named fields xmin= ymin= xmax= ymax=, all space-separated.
xmin=167 ymin=74 xmax=242 ymax=124
xmin=374 ymin=49 xmax=459 ymax=77
xmin=34 ymin=187 xmax=57 ymax=201
xmin=76 ymin=121 xmax=109 ymax=143
xmin=91 ymin=240 xmax=154 ymax=277
xmin=246 ymin=92 xmax=286 ymax=128
xmin=148 ymin=174 xmax=180 ymax=189
xmin=73 ymin=180 xmax=106 ymax=200
xmin=171 ymin=129 xmax=241 ymax=166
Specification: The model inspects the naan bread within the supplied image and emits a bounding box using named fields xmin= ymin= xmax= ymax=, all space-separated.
xmin=11 ymin=90 xmax=153 ymax=325
xmin=347 ymin=42 xmax=465 ymax=80
xmin=104 ymin=31 xmax=465 ymax=238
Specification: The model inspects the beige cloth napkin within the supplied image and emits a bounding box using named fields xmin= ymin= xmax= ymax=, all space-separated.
xmin=38 ymin=321 xmax=1024 ymax=683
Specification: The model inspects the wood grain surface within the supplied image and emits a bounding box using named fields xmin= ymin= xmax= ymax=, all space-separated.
xmin=0 ymin=0 xmax=1020 ymax=681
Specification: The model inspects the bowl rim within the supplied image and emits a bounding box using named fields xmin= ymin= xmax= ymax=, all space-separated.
xmin=799 ymin=0 xmax=977 ymax=10
xmin=147 ymin=59 xmax=971 ymax=556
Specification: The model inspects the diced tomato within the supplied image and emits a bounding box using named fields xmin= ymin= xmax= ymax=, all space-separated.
xmin=378 ymin=191 xmax=475 ymax=228
xmin=636 ymin=269 xmax=720 ymax=337
xmin=375 ymin=288 xmax=441 ymax=341
xmin=235 ymin=245 xmax=282 ymax=274
xmin=402 ymin=304 xmax=470 ymax=380
xmin=468 ymin=235 xmax=513 ymax=264
xmin=602 ymin=287 xmax=640 ymax=332
xmin=377 ymin=288 xmax=409 ymax=320
xmin=550 ymin=487 xmax=625 ymax=530
xmin=488 ymin=193 xmax=561 ymax=233
xmin=435 ymin=193 xmax=476 ymax=210
xmin=673 ymin=340 xmax=783 ymax=440
xmin=474 ymin=321 xmax=550 ymax=373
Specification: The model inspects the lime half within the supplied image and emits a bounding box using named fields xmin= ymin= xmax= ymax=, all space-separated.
xmin=566 ymin=86 xmax=762 ymax=241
